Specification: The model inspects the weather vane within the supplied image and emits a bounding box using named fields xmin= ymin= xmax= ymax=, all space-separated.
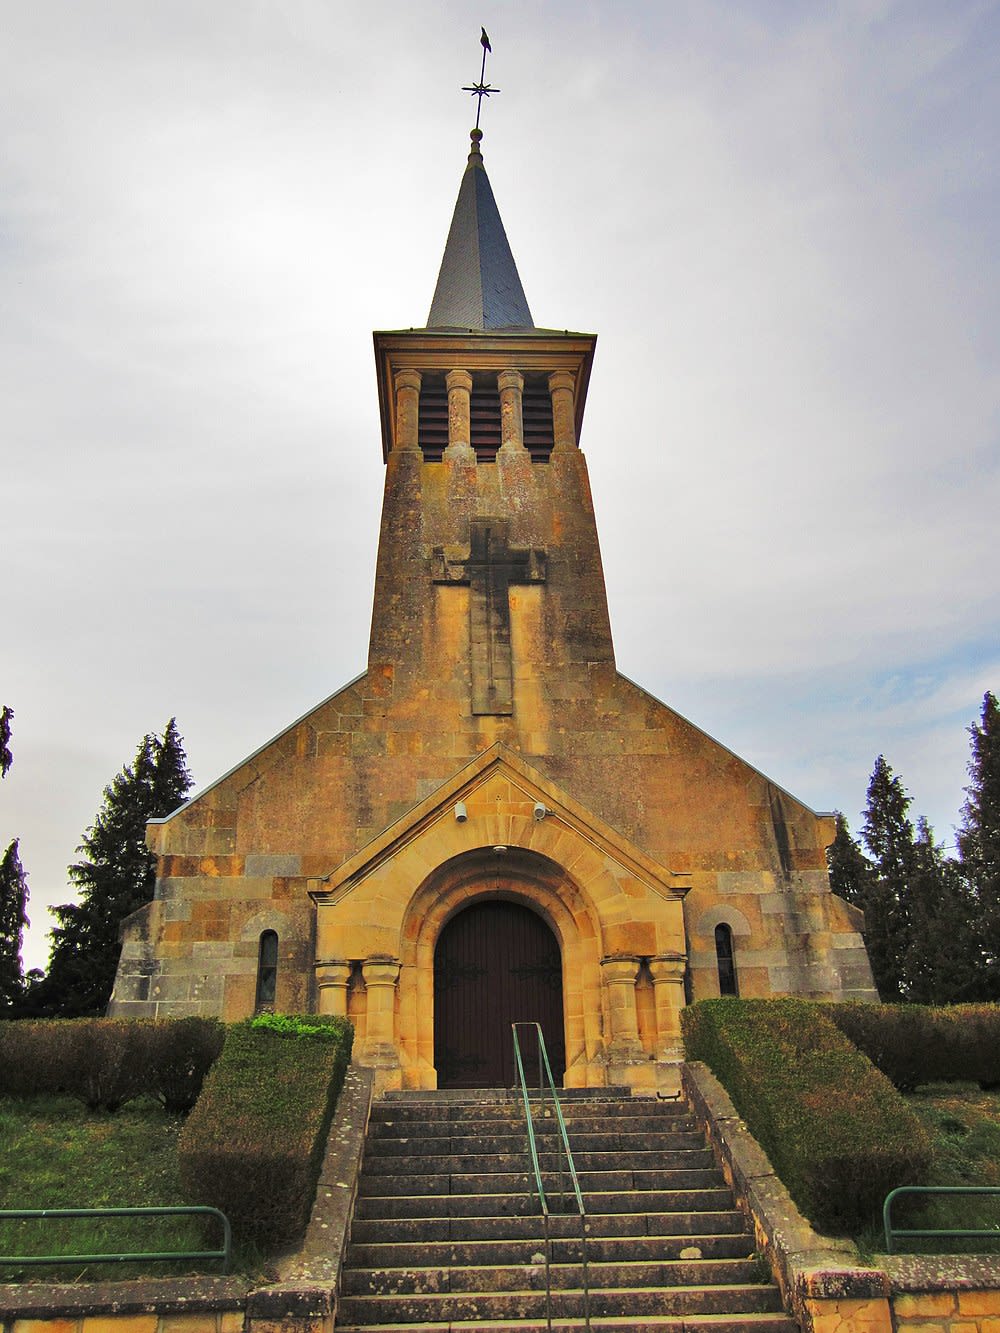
xmin=462 ymin=28 xmax=499 ymax=130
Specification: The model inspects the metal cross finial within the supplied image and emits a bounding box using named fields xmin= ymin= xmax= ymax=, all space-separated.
xmin=462 ymin=27 xmax=500 ymax=130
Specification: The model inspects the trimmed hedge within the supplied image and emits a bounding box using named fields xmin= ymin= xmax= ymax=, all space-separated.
xmin=828 ymin=1002 xmax=1000 ymax=1092
xmin=682 ymin=998 xmax=931 ymax=1234
xmin=177 ymin=1013 xmax=353 ymax=1250
xmin=0 ymin=1017 xmax=224 ymax=1111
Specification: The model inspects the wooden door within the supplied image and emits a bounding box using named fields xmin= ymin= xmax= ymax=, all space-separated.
xmin=434 ymin=898 xmax=565 ymax=1088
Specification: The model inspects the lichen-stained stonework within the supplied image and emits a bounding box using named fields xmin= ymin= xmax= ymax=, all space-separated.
xmin=109 ymin=149 xmax=876 ymax=1092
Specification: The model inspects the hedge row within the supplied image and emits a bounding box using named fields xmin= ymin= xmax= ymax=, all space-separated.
xmin=828 ymin=1002 xmax=1000 ymax=1092
xmin=0 ymin=1017 xmax=224 ymax=1112
xmin=178 ymin=1013 xmax=353 ymax=1250
xmin=681 ymin=997 xmax=931 ymax=1235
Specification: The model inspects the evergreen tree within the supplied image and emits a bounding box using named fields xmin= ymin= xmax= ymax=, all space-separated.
xmin=33 ymin=719 xmax=192 ymax=1017
xmin=0 ymin=839 xmax=29 ymax=1011
xmin=860 ymin=755 xmax=916 ymax=1001
xmin=0 ymin=706 xmax=12 ymax=779
xmin=827 ymin=811 xmax=872 ymax=907
xmin=903 ymin=817 xmax=978 ymax=1003
xmin=958 ymin=691 xmax=1000 ymax=963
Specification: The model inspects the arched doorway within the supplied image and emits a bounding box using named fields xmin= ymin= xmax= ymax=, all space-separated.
xmin=433 ymin=898 xmax=565 ymax=1088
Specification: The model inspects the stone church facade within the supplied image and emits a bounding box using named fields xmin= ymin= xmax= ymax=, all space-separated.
xmin=110 ymin=127 xmax=876 ymax=1092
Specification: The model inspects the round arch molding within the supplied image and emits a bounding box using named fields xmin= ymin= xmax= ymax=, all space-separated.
xmin=398 ymin=847 xmax=606 ymax=1090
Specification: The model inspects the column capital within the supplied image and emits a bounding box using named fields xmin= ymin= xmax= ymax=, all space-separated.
xmin=445 ymin=368 xmax=473 ymax=393
xmin=601 ymin=955 xmax=641 ymax=984
xmin=315 ymin=959 xmax=351 ymax=985
xmin=648 ymin=956 xmax=687 ymax=984
xmin=362 ymin=957 xmax=401 ymax=986
xmin=393 ymin=368 xmax=422 ymax=393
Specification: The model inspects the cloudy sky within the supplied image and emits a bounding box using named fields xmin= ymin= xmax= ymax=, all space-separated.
xmin=4 ymin=1 xmax=998 ymax=972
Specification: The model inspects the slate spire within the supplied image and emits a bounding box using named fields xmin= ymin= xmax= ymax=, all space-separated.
xmin=427 ymin=129 xmax=534 ymax=331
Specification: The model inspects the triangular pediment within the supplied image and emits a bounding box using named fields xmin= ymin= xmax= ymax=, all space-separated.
xmin=308 ymin=742 xmax=689 ymax=907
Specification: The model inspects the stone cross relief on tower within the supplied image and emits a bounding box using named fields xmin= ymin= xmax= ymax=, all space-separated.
xmin=434 ymin=518 xmax=546 ymax=715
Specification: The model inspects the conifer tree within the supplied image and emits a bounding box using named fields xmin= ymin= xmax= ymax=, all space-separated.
xmin=0 ymin=839 xmax=29 ymax=1011
xmin=826 ymin=811 xmax=872 ymax=907
xmin=32 ymin=719 xmax=192 ymax=1017
xmin=860 ymin=755 xmax=916 ymax=1001
xmin=903 ymin=817 xmax=978 ymax=1003
xmin=0 ymin=706 xmax=12 ymax=779
xmin=958 ymin=691 xmax=1000 ymax=964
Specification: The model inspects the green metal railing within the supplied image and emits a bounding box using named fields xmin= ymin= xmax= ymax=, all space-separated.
xmin=511 ymin=1021 xmax=590 ymax=1332
xmin=0 ymin=1206 xmax=232 ymax=1272
xmin=884 ymin=1187 xmax=1000 ymax=1254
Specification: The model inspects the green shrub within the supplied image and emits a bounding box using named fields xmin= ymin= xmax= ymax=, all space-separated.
xmin=147 ymin=1018 xmax=225 ymax=1113
xmin=827 ymin=1003 xmax=1000 ymax=1091
xmin=0 ymin=1017 xmax=224 ymax=1112
xmin=0 ymin=1020 xmax=81 ymax=1097
xmin=682 ymin=998 xmax=931 ymax=1234
xmin=177 ymin=1014 xmax=353 ymax=1250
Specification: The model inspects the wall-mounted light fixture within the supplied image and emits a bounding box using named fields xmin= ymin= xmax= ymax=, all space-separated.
xmin=454 ymin=802 xmax=468 ymax=823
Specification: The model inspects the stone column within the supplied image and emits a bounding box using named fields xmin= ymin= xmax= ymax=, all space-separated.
xmin=548 ymin=371 xmax=577 ymax=452
xmin=601 ymin=956 xmax=644 ymax=1061
xmin=315 ymin=960 xmax=351 ymax=1017
xmin=497 ymin=369 xmax=525 ymax=453
xmin=444 ymin=369 xmax=475 ymax=460
xmin=362 ymin=957 xmax=401 ymax=1067
xmin=648 ymin=956 xmax=686 ymax=1058
xmin=393 ymin=369 xmax=422 ymax=454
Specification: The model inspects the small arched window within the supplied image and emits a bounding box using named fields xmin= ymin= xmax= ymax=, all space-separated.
xmin=255 ymin=930 xmax=278 ymax=1011
xmin=715 ymin=923 xmax=739 ymax=997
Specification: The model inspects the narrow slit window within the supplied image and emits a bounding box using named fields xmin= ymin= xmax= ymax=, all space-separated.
xmin=256 ymin=930 xmax=278 ymax=1011
xmin=715 ymin=923 xmax=739 ymax=997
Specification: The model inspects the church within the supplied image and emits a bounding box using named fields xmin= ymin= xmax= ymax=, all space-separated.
xmin=109 ymin=116 xmax=877 ymax=1093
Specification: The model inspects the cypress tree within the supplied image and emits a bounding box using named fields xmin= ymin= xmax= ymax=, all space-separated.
xmin=860 ymin=755 xmax=916 ymax=1001
xmin=959 ymin=691 xmax=1000 ymax=969
xmin=0 ymin=839 xmax=29 ymax=1011
xmin=827 ymin=811 xmax=873 ymax=907
xmin=33 ymin=719 xmax=192 ymax=1017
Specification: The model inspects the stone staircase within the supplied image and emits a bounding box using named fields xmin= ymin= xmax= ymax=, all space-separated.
xmin=335 ymin=1088 xmax=798 ymax=1332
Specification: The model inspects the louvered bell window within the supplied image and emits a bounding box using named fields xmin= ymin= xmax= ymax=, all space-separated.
xmin=417 ymin=375 xmax=448 ymax=461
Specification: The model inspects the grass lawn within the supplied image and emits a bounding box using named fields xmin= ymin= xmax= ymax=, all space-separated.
xmin=0 ymin=1095 xmax=223 ymax=1282
xmin=873 ymin=1083 xmax=1000 ymax=1256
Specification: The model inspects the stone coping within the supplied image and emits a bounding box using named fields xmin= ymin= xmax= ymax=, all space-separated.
xmin=0 ymin=1276 xmax=249 ymax=1321
xmin=886 ymin=1253 xmax=1000 ymax=1292
xmin=0 ymin=1063 xmax=375 ymax=1329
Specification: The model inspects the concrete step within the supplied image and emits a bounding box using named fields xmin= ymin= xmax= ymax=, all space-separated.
xmin=336 ymin=1283 xmax=785 ymax=1324
xmin=334 ymin=1317 xmax=798 ymax=1333
xmin=343 ymin=1257 xmax=764 ymax=1295
xmin=348 ymin=1208 xmax=753 ymax=1245
xmin=366 ymin=1128 xmax=708 ymax=1154
xmin=370 ymin=1105 xmax=693 ymax=1128
xmin=354 ymin=1188 xmax=736 ymax=1221
xmin=358 ymin=1167 xmax=723 ymax=1197
xmin=346 ymin=1232 xmax=757 ymax=1269
xmin=360 ymin=1147 xmax=715 ymax=1173
xmin=378 ymin=1087 xmax=635 ymax=1102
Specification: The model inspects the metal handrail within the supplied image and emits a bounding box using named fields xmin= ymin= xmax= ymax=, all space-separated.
xmin=884 ymin=1186 xmax=1000 ymax=1254
xmin=512 ymin=1021 xmax=590 ymax=1332
xmin=0 ymin=1206 xmax=231 ymax=1272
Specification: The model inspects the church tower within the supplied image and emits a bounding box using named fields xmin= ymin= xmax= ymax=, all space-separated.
xmin=110 ymin=115 xmax=876 ymax=1094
